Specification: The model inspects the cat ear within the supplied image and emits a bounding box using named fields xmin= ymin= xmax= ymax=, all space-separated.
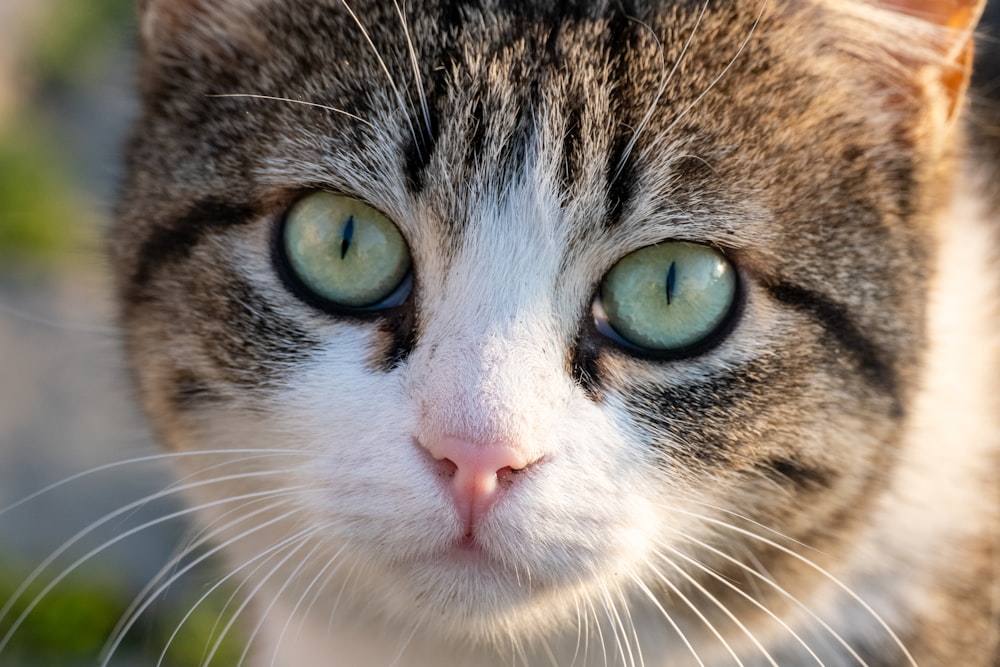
xmin=873 ymin=0 xmax=986 ymax=124
xmin=138 ymin=0 xmax=265 ymax=53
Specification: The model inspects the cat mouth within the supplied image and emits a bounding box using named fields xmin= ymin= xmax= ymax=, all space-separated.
xmin=446 ymin=532 xmax=493 ymax=564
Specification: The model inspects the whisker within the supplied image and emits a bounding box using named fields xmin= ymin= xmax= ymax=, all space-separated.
xmin=339 ymin=0 xmax=423 ymax=157
xmin=112 ymin=495 xmax=301 ymax=659
xmin=213 ymin=534 xmax=320 ymax=667
xmin=154 ymin=510 xmax=316 ymax=667
xmin=628 ymin=572 xmax=707 ymax=667
xmin=670 ymin=507 xmax=917 ymax=667
xmin=570 ymin=592 xmax=584 ymax=667
xmin=659 ymin=541 xmax=826 ymax=666
xmin=0 ymin=299 xmax=118 ymax=335
xmin=599 ymin=582 xmax=633 ymax=667
xmin=657 ymin=0 xmax=768 ymax=145
xmin=676 ymin=534 xmax=869 ymax=666
xmin=235 ymin=535 xmax=325 ymax=667
xmin=652 ymin=550 xmax=778 ymax=667
xmin=537 ymin=633 xmax=560 ymax=667
xmin=0 ymin=448 xmax=314 ymax=517
xmin=324 ymin=556 xmax=363 ymax=636
xmin=206 ymin=94 xmax=375 ymax=128
xmin=581 ymin=595 xmax=609 ymax=667
xmin=612 ymin=0 xmax=710 ymax=183
xmin=393 ymin=0 xmax=432 ymax=141
xmin=611 ymin=582 xmax=644 ymax=667
xmin=99 ymin=505 xmax=307 ymax=667
xmin=387 ymin=613 xmax=424 ymax=667
xmin=644 ymin=555 xmax=744 ymax=666
xmin=0 ymin=471 xmax=304 ymax=652
xmin=0 ymin=486 xmax=301 ymax=660
xmin=271 ymin=542 xmax=349 ymax=667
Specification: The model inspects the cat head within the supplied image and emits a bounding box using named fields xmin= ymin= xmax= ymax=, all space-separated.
xmin=115 ymin=0 xmax=984 ymax=648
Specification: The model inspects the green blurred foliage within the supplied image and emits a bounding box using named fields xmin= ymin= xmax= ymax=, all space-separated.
xmin=32 ymin=0 xmax=135 ymax=85
xmin=0 ymin=565 xmax=126 ymax=665
xmin=0 ymin=0 xmax=133 ymax=265
xmin=0 ymin=562 xmax=243 ymax=666
xmin=0 ymin=120 xmax=88 ymax=264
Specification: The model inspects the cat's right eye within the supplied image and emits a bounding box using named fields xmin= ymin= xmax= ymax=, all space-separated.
xmin=280 ymin=192 xmax=412 ymax=311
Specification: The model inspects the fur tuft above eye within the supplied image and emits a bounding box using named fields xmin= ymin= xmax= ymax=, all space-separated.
xmin=595 ymin=242 xmax=737 ymax=354
xmin=279 ymin=192 xmax=412 ymax=311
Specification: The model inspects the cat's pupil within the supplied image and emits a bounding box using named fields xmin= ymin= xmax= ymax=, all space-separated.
xmin=340 ymin=215 xmax=355 ymax=260
xmin=665 ymin=261 xmax=676 ymax=306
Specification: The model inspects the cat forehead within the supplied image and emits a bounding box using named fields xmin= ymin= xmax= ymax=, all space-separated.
xmin=123 ymin=0 xmax=956 ymax=291
xmin=234 ymin=1 xmax=775 ymax=236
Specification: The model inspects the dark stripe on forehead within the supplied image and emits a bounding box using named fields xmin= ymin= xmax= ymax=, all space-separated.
xmin=126 ymin=199 xmax=256 ymax=305
xmin=561 ymin=93 xmax=586 ymax=190
xmin=766 ymin=281 xmax=900 ymax=406
xmin=603 ymin=6 xmax=645 ymax=229
xmin=402 ymin=113 xmax=438 ymax=195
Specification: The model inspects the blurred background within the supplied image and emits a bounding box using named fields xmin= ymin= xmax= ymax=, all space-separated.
xmin=0 ymin=1 xmax=997 ymax=666
xmin=0 ymin=1 xmax=241 ymax=665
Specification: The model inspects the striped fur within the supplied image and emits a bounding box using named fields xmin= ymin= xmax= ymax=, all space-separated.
xmin=114 ymin=1 xmax=999 ymax=664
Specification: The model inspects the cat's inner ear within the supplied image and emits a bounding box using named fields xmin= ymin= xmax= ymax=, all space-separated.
xmin=875 ymin=0 xmax=986 ymax=124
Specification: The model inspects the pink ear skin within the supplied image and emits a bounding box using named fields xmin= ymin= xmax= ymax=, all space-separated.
xmin=876 ymin=0 xmax=986 ymax=121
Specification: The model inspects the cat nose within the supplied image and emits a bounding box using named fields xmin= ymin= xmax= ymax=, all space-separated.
xmin=419 ymin=436 xmax=538 ymax=534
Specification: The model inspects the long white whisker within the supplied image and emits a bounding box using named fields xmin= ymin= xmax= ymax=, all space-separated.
xmin=0 ymin=474 xmax=303 ymax=654
xmin=583 ymin=594 xmax=610 ymax=667
xmin=628 ymin=572 xmax=707 ymax=667
xmin=99 ymin=505 xmax=306 ymax=667
xmin=209 ymin=534 xmax=318 ymax=667
xmin=237 ymin=535 xmax=326 ymax=667
xmin=612 ymin=0 xmax=710 ymax=183
xmin=678 ymin=533 xmax=869 ymax=666
xmin=112 ymin=495 xmax=299 ymax=659
xmin=206 ymin=94 xmax=375 ymax=127
xmin=606 ymin=582 xmax=643 ymax=667
xmin=0 ymin=299 xmax=117 ymax=334
xmin=645 ymin=555 xmax=745 ymax=666
xmin=275 ymin=543 xmax=351 ymax=667
xmin=658 ymin=0 xmax=767 ymax=145
xmin=393 ymin=0 xmax=432 ymax=140
xmin=598 ymin=583 xmax=633 ymax=667
xmin=570 ymin=592 xmax=584 ymax=667
xmin=671 ymin=507 xmax=917 ymax=667
xmin=340 ymin=0 xmax=423 ymax=156
xmin=0 ymin=448 xmax=314 ymax=517
xmin=653 ymin=551 xmax=778 ymax=667
xmin=660 ymin=541 xmax=826 ymax=666
xmin=155 ymin=521 xmax=318 ymax=667
xmin=388 ymin=618 xmax=424 ymax=667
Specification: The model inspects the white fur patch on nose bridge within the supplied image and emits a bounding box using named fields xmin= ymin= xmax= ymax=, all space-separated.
xmin=412 ymin=325 xmax=565 ymax=461
xmin=408 ymin=175 xmax=575 ymax=451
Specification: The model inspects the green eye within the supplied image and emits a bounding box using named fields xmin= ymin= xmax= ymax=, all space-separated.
xmin=597 ymin=242 xmax=737 ymax=352
xmin=282 ymin=192 xmax=412 ymax=309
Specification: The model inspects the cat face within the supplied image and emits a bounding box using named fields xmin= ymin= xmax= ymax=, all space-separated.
xmin=114 ymin=0 xmax=981 ymax=653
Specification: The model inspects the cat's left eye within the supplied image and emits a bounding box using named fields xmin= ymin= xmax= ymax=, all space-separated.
xmin=595 ymin=242 xmax=737 ymax=354
xmin=280 ymin=192 xmax=412 ymax=311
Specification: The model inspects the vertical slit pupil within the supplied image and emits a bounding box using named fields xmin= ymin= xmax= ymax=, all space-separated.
xmin=665 ymin=261 xmax=677 ymax=306
xmin=340 ymin=215 xmax=355 ymax=260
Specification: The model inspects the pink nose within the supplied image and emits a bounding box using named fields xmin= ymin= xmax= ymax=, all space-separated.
xmin=421 ymin=436 xmax=536 ymax=535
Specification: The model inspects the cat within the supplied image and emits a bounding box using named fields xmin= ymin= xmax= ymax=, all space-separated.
xmin=108 ymin=0 xmax=999 ymax=665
